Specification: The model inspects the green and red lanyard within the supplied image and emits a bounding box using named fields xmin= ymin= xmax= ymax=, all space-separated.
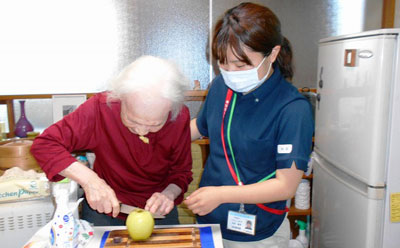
xmin=220 ymin=89 xmax=288 ymax=215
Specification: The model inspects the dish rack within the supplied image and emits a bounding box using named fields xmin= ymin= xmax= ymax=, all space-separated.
xmin=0 ymin=197 xmax=55 ymax=248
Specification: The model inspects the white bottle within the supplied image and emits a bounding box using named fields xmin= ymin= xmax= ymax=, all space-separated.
xmin=50 ymin=181 xmax=82 ymax=248
xmin=295 ymin=220 xmax=308 ymax=248
xmin=50 ymin=188 xmax=77 ymax=248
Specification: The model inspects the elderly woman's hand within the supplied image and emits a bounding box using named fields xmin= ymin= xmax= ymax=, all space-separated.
xmin=82 ymin=175 xmax=120 ymax=218
xmin=144 ymin=183 xmax=182 ymax=216
xmin=60 ymin=161 xmax=121 ymax=217
xmin=145 ymin=192 xmax=174 ymax=216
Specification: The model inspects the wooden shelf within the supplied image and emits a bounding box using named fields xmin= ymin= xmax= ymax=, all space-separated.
xmin=192 ymin=138 xmax=209 ymax=145
xmin=0 ymin=88 xmax=314 ymax=138
xmin=288 ymin=206 xmax=311 ymax=216
xmin=0 ymin=90 xmax=209 ymax=101
xmin=0 ymin=90 xmax=210 ymax=138
xmin=184 ymin=90 xmax=208 ymax=101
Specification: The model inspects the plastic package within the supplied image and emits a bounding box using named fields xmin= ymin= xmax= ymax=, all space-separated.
xmin=294 ymin=179 xmax=310 ymax=210
xmin=50 ymin=187 xmax=81 ymax=247
xmin=0 ymin=167 xmax=49 ymax=203
xmin=24 ymin=181 xmax=93 ymax=248
xmin=305 ymin=151 xmax=317 ymax=176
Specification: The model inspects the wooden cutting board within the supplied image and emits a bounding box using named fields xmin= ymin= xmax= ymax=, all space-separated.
xmin=100 ymin=227 xmax=207 ymax=247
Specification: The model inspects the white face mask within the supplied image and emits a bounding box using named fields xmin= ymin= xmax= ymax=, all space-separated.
xmin=219 ymin=57 xmax=272 ymax=93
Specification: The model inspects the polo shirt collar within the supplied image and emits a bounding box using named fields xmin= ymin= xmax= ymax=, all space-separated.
xmin=240 ymin=65 xmax=283 ymax=100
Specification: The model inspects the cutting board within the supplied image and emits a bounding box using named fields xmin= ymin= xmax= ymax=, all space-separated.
xmin=100 ymin=226 xmax=215 ymax=248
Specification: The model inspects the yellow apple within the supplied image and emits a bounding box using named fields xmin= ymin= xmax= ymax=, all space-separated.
xmin=126 ymin=209 xmax=154 ymax=241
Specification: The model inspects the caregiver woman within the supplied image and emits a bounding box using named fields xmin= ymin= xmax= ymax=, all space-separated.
xmin=184 ymin=2 xmax=314 ymax=248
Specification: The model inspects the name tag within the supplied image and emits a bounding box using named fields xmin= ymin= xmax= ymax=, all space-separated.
xmin=277 ymin=144 xmax=292 ymax=154
xmin=227 ymin=210 xmax=256 ymax=235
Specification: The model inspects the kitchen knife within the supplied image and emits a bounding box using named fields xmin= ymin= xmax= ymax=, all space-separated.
xmin=120 ymin=203 xmax=166 ymax=219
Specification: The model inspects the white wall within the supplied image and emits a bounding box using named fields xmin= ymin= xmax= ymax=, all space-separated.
xmin=0 ymin=0 xmax=210 ymax=95
xmin=1 ymin=0 xmax=385 ymax=133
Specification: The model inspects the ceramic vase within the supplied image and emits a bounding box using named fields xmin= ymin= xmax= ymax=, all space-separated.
xmin=14 ymin=100 xmax=34 ymax=138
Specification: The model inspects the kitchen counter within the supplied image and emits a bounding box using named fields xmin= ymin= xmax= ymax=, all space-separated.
xmin=87 ymin=224 xmax=223 ymax=248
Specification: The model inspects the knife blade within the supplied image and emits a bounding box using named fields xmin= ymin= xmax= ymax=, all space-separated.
xmin=120 ymin=203 xmax=166 ymax=219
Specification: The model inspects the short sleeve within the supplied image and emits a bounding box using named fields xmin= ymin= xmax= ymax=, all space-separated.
xmin=196 ymin=91 xmax=211 ymax=138
xmin=275 ymin=99 xmax=314 ymax=171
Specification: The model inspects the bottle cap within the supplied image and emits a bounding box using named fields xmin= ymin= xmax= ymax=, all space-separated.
xmin=295 ymin=220 xmax=307 ymax=230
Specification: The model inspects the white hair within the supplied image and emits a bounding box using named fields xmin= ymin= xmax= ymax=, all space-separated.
xmin=108 ymin=55 xmax=190 ymax=120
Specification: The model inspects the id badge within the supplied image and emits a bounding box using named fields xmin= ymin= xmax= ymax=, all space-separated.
xmin=227 ymin=210 xmax=256 ymax=235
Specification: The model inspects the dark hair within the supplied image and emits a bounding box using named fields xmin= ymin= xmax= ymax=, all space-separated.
xmin=212 ymin=2 xmax=293 ymax=80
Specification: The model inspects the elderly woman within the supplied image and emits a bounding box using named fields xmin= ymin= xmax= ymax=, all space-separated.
xmin=31 ymin=55 xmax=193 ymax=225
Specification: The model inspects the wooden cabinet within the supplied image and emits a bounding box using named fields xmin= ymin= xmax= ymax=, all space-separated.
xmin=178 ymin=143 xmax=206 ymax=224
xmin=288 ymin=174 xmax=312 ymax=242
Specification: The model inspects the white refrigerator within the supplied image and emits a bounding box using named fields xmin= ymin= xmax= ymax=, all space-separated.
xmin=311 ymin=29 xmax=400 ymax=248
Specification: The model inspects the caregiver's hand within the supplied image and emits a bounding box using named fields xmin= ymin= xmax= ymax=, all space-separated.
xmin=184 ymin=186 xmax=223 ymax=216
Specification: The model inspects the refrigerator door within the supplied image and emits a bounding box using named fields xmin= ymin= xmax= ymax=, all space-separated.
xmin=382 ymin=30 xmax=400 ymax=247
xmin=311 ymin=153 xmax=384 ymax=248
xmin=315 ymin=33 xmax=397 ymax=186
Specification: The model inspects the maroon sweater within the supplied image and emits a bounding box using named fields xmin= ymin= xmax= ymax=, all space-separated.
xmin=31 ymin=92 xmax=192 ymax=208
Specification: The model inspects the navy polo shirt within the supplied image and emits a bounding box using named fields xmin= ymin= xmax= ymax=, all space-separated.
xmin=196 ymin=67 xmax=314 ymax=241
